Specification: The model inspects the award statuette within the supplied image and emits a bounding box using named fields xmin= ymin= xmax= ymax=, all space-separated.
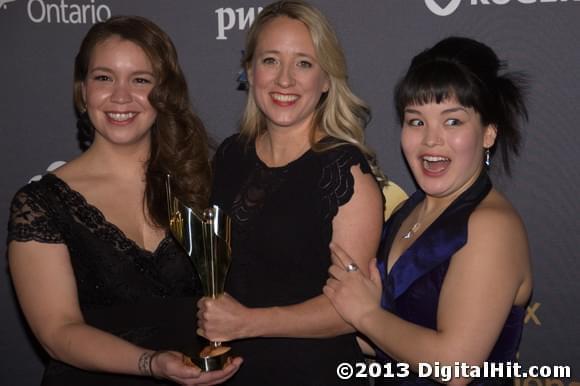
xmin=165 ymin=175 xmax=233 ymax=371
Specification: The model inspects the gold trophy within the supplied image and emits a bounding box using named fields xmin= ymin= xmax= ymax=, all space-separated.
xmin=165 ymin=175 xmax=233 ymax=371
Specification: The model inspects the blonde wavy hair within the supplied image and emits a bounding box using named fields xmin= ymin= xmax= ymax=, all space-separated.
xmin=240 ymin=0 xmax=386 ymax=186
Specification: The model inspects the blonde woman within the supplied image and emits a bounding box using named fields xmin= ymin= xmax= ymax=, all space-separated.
xmin=197 ymin=1 xmax=385 ymax=384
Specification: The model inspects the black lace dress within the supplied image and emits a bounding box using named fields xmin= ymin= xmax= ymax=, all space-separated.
xmin=210 ymin=135 xmax=371 ymax=386
xmin=7 ymin=173 xmax=202 ymax=386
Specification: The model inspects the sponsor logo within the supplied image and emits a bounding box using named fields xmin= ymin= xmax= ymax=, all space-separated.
xmin=29 ymin=161 xmax=66 ymax=183
xmin=524 ymin=302 xmax=541 ymax=326
xmin=1 ymin=0 xmax=112 ymax=23
xmin=426 ymin=0 xmax=580 ymax=16
xmin=215 ymin=7 xmax=263 ymax=40
xmin=27 ymin=0 xmax=111 ymax=24
xmin=1 ymin=0 xmax=17 ymax=10
xmin=425 ymin=0 xmax=462 ymax=16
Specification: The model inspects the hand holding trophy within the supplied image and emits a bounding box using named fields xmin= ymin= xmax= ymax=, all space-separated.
xmin=166 ymin=175 xmax=233 ymax=371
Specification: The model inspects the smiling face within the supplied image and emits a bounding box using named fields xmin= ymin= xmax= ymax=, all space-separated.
xmin=247 ymin=16 xmax=329 ymax=133
xmin=82 ymin=36 xmax=157 ymax=148
xmin=401 ymin=98 xmax=496 ymax=198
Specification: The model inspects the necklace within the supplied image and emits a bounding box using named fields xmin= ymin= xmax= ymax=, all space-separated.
xmin=401 ymin=203 xmax=448 ymax=240
xmin=402 ymin=222 xmax=421 ymax=239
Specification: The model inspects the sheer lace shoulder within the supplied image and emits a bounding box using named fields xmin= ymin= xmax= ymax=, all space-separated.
xmin=319 ymin=143 xmax=372 ymax=223
xmin=7 ymin=178 xmax=64 ymax=244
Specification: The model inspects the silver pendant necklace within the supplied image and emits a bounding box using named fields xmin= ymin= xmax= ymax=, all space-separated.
xmin=401 ymin=203 xmax=448 ymax=240
xmin=402 ymin=222 xmax=421 ymax=239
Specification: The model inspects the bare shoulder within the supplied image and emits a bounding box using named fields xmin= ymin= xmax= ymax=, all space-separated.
xmin=460 ymin=188 xmax=530 ymax=272
xmin=449 ymin=188 xmax=532 ymax=306
xmin=352 ymin=163 xmax=382 ymax=195
xmin=344 ymin=164 xmax=384 ymax=221
xmin=465 ymin=188 xmax=529 ymax=265
xmin=51 ymin=153 xmax=114 ymax=197
xmin=51 ymin=155 xmax=92 ymax=185
xmin=469 ymin=188 xmax=527 ymax=240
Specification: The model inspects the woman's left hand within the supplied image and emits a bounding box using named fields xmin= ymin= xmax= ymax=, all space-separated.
xmin=197 ymin=293 xmax=253 ymax=342
xmin=151 ymin=350 xmax=243 ymax=385
xmin=323 ymin=242 xmax=383 ymax=327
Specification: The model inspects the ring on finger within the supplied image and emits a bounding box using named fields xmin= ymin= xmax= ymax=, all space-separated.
xmin=345 ymin=262 xmax=359 ymax=272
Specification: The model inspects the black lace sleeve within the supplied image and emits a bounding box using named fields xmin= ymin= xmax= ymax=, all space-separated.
xmin=7 ymin=182 xmax=64 ymax=244
xmin=319 ymin=143 xmax=373 ymax=223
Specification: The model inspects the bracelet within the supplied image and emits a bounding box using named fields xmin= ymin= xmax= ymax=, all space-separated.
xmin=138 ymin=351 xmax=155 ymax=377
xmin=139 ymin=350 xmax=166 ymax=378
xmin=149 ymin=350 xmax=165 ymax=379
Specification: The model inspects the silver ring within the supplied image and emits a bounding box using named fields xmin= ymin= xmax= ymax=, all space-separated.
xmin=345 ymin=263 xmax=359 ymax=272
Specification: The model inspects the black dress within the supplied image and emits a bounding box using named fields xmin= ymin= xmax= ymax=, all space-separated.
xmin=7 ymin=173 xmax=202 ymax=386
xmin=211 ymin=134 xmax=371 ymax=386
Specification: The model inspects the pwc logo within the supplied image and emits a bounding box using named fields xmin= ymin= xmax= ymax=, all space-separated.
xmin=425 ymin=0 xmax=462 ymax=16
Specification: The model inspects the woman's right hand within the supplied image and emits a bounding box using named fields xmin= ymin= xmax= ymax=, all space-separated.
xmin=152 ymin=350 xmax=242 ymax=385
xmin=197 ymin=293 xmax=254 ymax=342
xmin=323 ymin=243 xmax=383 ymax=327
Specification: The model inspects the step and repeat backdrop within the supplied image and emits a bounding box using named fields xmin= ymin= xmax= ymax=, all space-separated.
xmin=1 ymin=1 xmax=578 ymax=385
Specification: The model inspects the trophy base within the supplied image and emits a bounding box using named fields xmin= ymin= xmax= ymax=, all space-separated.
xmin=183 ymin=345 xmax=232 ymax=372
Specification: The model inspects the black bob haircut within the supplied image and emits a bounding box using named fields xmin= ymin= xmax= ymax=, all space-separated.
xmin=394 ymin=36 xmax=528 ymax=174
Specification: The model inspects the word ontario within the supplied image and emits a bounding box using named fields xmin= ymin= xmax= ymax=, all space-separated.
xmin=27 ymin=0 xmax=111 ymax=24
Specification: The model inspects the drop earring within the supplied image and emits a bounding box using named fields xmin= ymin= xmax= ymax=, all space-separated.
xmin=484 ymin=148 xmax=491 ymax=167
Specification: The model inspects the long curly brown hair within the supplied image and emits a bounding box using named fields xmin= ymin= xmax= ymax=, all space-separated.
xmin=73 ymin=16 xmax=211 ymax=227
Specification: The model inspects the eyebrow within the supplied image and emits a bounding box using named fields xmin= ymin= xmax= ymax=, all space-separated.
xmin=89 ymin=67 xmax=155 ymax=77
xmin=441 ymin=107 xmax=468 ymax=114
xmin=404 ymin=106 xmax=468 ymax=114
xmin=258 ymin=49 xmax=316 ymax=59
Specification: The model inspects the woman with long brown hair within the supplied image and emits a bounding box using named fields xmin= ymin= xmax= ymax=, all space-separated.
xmin=8 ymin=16 xmax=240 ymax=385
